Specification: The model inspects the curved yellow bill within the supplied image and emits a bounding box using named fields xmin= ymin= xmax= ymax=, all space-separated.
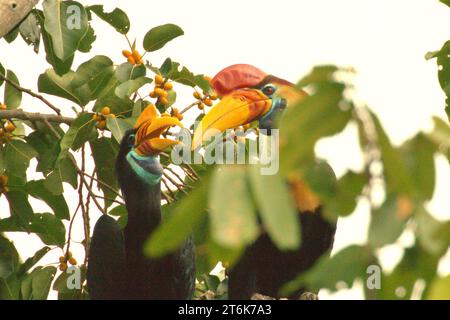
xmin=192 ymin=88 xmax=271 ymax=150
xmin=136 ymin=137 xmax=181 ymax=156
xmin=136 ymin=117 xmax=183 ymax=144
xmin=134 ymin=110 xmax=184 ymax=156
xmin=134 ymin=104 xmax=158 ymax=129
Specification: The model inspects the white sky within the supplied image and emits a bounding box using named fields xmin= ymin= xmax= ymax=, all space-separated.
xmin=0 ymin=0 xmax=449 ymax=300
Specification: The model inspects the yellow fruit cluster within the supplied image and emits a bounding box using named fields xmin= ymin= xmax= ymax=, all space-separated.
xmin=0 ymin=120 xmax=15 ymax=144
xmin=171 ymin=108 xmax=183 ymax=121
xmin=150 ymin=74 xmax=173 ymax=107
xmin=0 ymin=103 xmax=7 ymax=110
xmin=122 ymin=49 xmax=143 ymax=66
xmin=193 ymin=90 xmax=217 ymax=111
xmin=92 ymin=106 xmax=114 ymax=130
xmin=59 ymin=251 xmax=77 ymax=272
xmin=0 ymin=175 xmax=9 ymax=195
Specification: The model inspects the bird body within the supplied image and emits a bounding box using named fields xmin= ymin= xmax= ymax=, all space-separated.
xmin=229 ymin=210 xmax=335 ymax=299
xmin=194 ymin=64 xmax=337 ymax=299
xmin=88 ymin=106 xmax=195 ymax=300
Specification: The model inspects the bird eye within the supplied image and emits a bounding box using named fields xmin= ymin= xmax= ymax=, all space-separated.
xmin=128 ymin=134 xmax=136 ymax=147
xmin=262 ymin=84 xmax=276 ymax=97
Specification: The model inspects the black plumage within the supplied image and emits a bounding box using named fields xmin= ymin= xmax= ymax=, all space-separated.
xmin=228 ymin=209 xmax=336 ymax=299
xmin=87 ymin=130 xmax=195 ymax=299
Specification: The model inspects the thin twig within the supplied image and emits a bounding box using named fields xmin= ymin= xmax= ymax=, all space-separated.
xmin=80 ymin=147 xmax=91 ymax=265
xmin=180 ymin=101 xmax=199 ymax=114
xmin=162 ymin=177 xmax=176 ymax=200
xmin=81 ymin=172 xmax=123 ymax=200
xmin=65 ymin=202 xmax=81 ymax=259
xmin=92 ymin=194 xmax=126 ymax=206
xmin=75 ymin=165 xmax=106 ymax=215
xmin=0 ymin=109 xmax=74 ymax=124
xmin=164 ymin=165 xmax=191 ymax=185
xmin=0 ymin=73 xmax=61 ymax=114
xmin=161 ymin=191 xmax=171 ymax=203
xmin=163 ymin=172 xmax=188 ymax=194
xmin=77 ymin=168 xmax=89 ymax=265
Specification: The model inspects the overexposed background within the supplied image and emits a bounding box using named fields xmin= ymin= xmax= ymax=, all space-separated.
xmin=0 ymin=0 xmax=449 ymax=299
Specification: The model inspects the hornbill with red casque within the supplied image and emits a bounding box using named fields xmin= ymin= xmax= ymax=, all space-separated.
xmin=87 ymin=105 xmax=196 ymax=299
xmin=193 ymin=64 xmax=336 ymax=299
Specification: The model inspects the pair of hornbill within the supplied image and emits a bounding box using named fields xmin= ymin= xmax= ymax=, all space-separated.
xmin=87 ymin=64 xmax=336 ymax=300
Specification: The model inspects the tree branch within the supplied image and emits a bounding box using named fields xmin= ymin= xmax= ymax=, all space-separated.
xmin=0 ymin=0 xmax=39 ymax=37
xmin=0 ymin=72 xmax=61 ymax=114
xmin=0 ymin=109 xmax=74 ymax=124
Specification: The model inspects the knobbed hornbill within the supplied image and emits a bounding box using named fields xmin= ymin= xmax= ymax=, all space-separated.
xmin=193 ymin=64 xmax=336 ymax=299
xmin=87 ymin=105 xmax=196 ymax=300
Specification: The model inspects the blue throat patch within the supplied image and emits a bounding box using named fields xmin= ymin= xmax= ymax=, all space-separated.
xmin=259 ymin=97 xmax=286 ymax=130
xmin=126 ymin=150 xmax=162 ymax=186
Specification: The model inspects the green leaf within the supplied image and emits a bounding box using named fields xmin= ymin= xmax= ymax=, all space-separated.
xmin=36 ymin=9 xmax=73 ymax=75
xmin=26 ymin=180 xmax=70 ymax=220
xmin=43 ymin=156 xmax=78 ymax=195
xmin=93 ymin=75 xmax=134 ymax=114
xmin=18 ymin=247 xmax=51 ymax=276
xmin=428 ymin=41 xmax=450 ymax=118
xmin=25 ymin=130 xmax=60 ymax=175
xmin=29 ymin=213 xmax=66 ymax=247
xmin=115 ymin=63 xmax=146 ymax=82
xmin=38 ymin=69 xmax=88 ymax=106
xmin=42 ymin=0 xmax=89 ymax=61
xmin=415 ymin=206 xmax=450 ymax=257
xmin=0 ymin=63 xmax=5 ymax=86
xmin=3 ymin=25 xmax=19 ymax=43
xmin=368 ymin=197 xmax=408 ymax=248
xmin=378 ymin=245 xmax=439 ymax=300
xmin=77 ymin=24 xmax=96 ymax=53
xmin=71 ymin=55 xmax=114 ymax=102
xmin=0 ymin=235 xmax=19 ymax=279
xmin=297 ymin=65 xmax=340 ymax=87
xmin=115 ymin=77 xmax=152 ymax=99
xmin=4 ymin=140 xmax=37 ymax=176
xmin=106 ymin=116 xmax=132 ymax=143
xmin=162 ymin=59 xmax=210 ymax=91
xmin=88 ymin=5 xmax=130 ymax=34
xmin=4 ymin=70 xmax=22 ymax=109
xmin=303 ymin=160 xmax=338 ymax=201
xmin=109 ymin=205 xmax=127 ymax=217
xmin=0 ymin=275 xmax=21 ymax=300
xmin=248 ymin=165 xmax=301 ymax=250
xmin=371 ymin=112 xmax=415 ymax=195
xmin=427 ymin=276 xmax=450 ymax=300
xmin=60 ymin=113 xmax=97 ymax=151
xmin=323 ymin=170 xmax=366 ymax=219
xmin=53 ymin=265 xmax=87 ymax=299
xmin=426 ymin=116 xmax=450 ymax=157
xmin=19 ymin=11 xmax=41 ymax=53
xmin=143 ymin=23 xmax=184 ymax=52
xmin=5 ymin=191 xmax=34 ymax=228
xmin=281 ymin=245 xmax=370 ymax=296
xmin=279 ymin=82 xmax=352 ymax=175
xmin=401 ymin=134 xmax=436 ymax=200
xmin=30 ymin=266 xmax=57 ymax=300
xmin=209 ymin=166 xmax=258 ymax=248
xmin=90 ymin=138 xmax=120 ymax=207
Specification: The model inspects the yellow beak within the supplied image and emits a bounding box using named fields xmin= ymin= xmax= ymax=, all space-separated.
xmin=134 ymin=104 xmax=184 ymax=156
xmin=192 ymin=88 xmax=272 ymax=150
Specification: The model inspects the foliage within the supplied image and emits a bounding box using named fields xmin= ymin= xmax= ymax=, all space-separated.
xmin=0 ymin=1 xmax=449 ymax=300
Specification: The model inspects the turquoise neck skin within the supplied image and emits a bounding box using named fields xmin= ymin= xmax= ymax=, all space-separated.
xmin=126 ymin=150 xmax=162 ymax=187
xmin=258 ymin=95 xmax=285 ymax=130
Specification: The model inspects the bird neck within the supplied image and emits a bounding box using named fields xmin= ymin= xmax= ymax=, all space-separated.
xmin=117 ymin=150 xmax=163 ymax=253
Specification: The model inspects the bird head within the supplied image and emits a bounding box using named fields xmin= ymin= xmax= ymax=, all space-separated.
xmin=120 ymin=104 xmax=183 ymax=186
xmin=192 ymin=64 xmax=307 ymax=149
